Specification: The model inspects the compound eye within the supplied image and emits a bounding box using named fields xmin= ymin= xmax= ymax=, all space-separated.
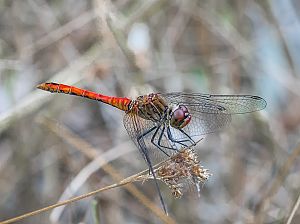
xmin=173 ymin=108 xmax=185 ymax=121
xmin=179 ymin=105 xmax=188 ymax=113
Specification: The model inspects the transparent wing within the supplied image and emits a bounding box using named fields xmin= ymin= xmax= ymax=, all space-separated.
xmin=123 ymin=112 xmax=175 ymax=161
xmin=159 ymin=93 xmax=266 ymax=139
xmin=160 ymin=93 xmax=267 ymax=114
xmin=123 ymin=112 xmax=153 ymax=158
xmin=173 ymin=107 xmax=231 ymax=138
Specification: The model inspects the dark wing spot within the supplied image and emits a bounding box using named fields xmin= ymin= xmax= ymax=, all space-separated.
xmin=250 ymin=96 xmax=262 ymax=100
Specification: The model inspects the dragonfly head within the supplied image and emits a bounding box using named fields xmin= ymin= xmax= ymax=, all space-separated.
xmin=170 ymin=105 xmax=191 ymax=129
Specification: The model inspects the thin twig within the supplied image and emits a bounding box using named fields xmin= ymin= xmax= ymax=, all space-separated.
xmin=122 ymin=0 xmax=169 ymax=31
xmin=27 ymin=0 xmax=80 ymax=64
xmin=106 ymin=16 xmax=141 ymax=73
xmin=286 ymin=191 xmax=300 ymax=224
xmin=0 ymin=168 xmax=150 ymax=224
xmin=37 ymin=117 xmax=176 ymax=224
xmin=106 ymin=0 xmax=170 ymax=79
xmin=49 ymin=141 xmax=133 ymax=222
xmin=255 ymin=143 xmax=300 ymax=223
xmin=0 ymin=182 xmax=121 ymax=224
xmin=0 ymin=44 xmax=102 ymax=135
xmin=186 ymin=2 xmax=300 ymax=97
xmin=91 ymin=198 xmax=101 ymax=224
xmin=24 ymin=7 xmax=95 ymax=56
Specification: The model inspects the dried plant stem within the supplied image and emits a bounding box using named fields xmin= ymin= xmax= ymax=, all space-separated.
xmin=106 ymin=17 xmax=141 ymax=73
xmin=106 ymin=0 xmax=169 ymax=80
xmin=36 ymin=117 xmax=176 ymax=224
xmin=0 ymin=164 xmax=155 ymax=224
xmin=0 ymin=182 xmax=123 ymax=224
xmin=0 ymin=43 xmax=102 ymax=136
xmin=122 ymin=0 xmax=169 ymax=31
xmin=0 ymin=134 xmax=206 ymax=224
xmin=24 ymin=10 xmax=96 ymax=56
xmin=91 ymin=199 xmax=101 ymax=224
xmin=255 ymin=143 xmax=300 ymax=223
xmin=286 ymin=191 xmax=300 ymax=224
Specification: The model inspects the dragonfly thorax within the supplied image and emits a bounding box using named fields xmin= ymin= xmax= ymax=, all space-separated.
xmin=130 ymin=94 xmax=192 ymax=129
xmin=131 ymin=93 xmax=169 ymax=122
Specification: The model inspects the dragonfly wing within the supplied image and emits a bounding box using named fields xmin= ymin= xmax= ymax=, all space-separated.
xmin=161 ymin=93 xmax=267 ymax=114
xmin=123 ymin=112 xmax=153 ymax=160
xmin=172 ymin=107 xmax=231 ymax=138
xmin=156 ymin=94 xmax=231 ymax=138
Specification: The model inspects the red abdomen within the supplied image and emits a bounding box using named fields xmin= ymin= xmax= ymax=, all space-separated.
xmin=37 ymin=82 xmax=132 ymax=111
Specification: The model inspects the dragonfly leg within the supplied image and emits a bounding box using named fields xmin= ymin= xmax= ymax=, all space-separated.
xmin=178 ymin=128 xmax=196 ymax=145
xmin=136 ymin=136 xmax=168 ymax=214
xmin=156 ymin=125 xmax=180 ymax=152
xmin=136 ymin=125 xmax=171 ymax=157
xmin=149 ymin=126 xmax=171 ymax=157
xmin=137 ymin=126 xmax=156 ymax=144
xmin=166 ymin=126 xmax=193 ymax=147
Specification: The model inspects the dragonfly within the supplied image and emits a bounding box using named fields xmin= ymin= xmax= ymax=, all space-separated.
xmin=37 ymin=82 xmax=266 ymax=213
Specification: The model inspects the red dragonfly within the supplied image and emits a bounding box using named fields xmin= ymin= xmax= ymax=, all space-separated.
xmin=37 ymin=82 xmax=266 ymax=213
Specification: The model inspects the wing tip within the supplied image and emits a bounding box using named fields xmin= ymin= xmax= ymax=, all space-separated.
xmin=250 ymin=95 xmax=267 ymax=110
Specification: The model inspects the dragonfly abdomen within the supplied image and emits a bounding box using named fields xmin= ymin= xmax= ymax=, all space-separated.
xmin=37 ymin=82 xmax=132 ymax=111
xmin=105 ymin=96 xmax=132 ymax=111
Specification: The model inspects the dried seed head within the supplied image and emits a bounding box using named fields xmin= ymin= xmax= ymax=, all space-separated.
xmin=154 ymin=147 xmax=211 ymax=198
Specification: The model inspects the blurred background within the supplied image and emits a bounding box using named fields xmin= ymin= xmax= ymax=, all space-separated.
xmin=0 ymin=0 xmax=300 ymax=223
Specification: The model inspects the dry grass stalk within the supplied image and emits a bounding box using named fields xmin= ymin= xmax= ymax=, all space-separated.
xmin=286 ymin=191 xmax=300 ymax=224
xmin=36 ymin=117 xmax=175 ymax=224
xmin=255 ymin=143 xmax=300 ymax=223
xmin=0 ymin=144 xmax=211 ymax=224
